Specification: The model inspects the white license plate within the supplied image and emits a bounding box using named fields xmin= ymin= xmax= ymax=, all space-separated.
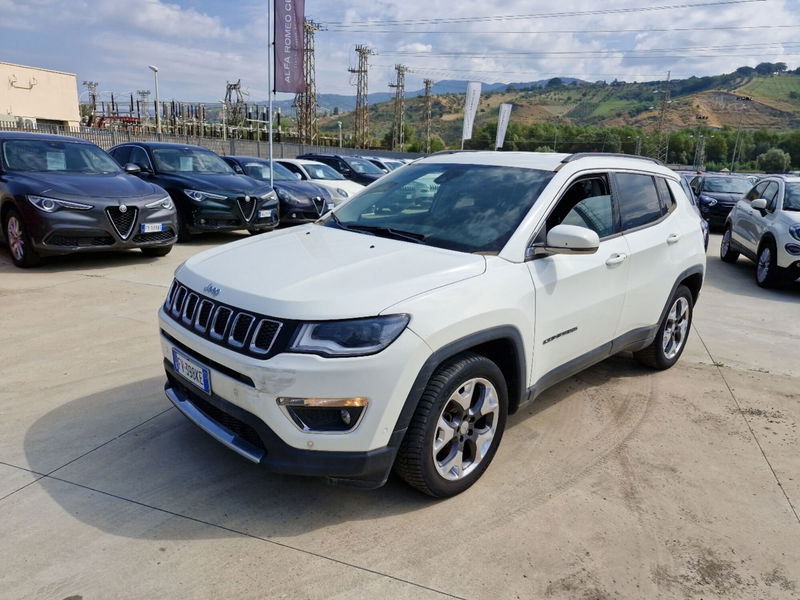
xmin=141 ymin=223 xmax=166 ymax=233
xmin=172 ymin=349 xmax=211 ymax=394
xmin=258 ymin=209 xmax=274 ymax=219
xmin=327 ymin=203 xmax=335 ymax=210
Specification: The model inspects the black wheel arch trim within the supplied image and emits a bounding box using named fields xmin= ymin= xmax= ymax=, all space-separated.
xmin=393 ymin=326 xmax=527 ymax=438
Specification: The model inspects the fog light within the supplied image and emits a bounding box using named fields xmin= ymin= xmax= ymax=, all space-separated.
xmin=785 ymin=243 xmax=800 ymax=256
xmin=277 ymin=397 xmax=368 ymax=432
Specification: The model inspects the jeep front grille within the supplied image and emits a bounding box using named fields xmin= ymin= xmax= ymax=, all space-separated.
xmin=163 ymin=280 xmax=285 ymax=358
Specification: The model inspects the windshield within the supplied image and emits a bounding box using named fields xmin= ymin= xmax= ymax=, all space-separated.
xmin=347 ymin=157 xmax=384 ymax=175
xmin=323 ymin=163 xmax=554 ymax=253
xmin=703 ymin=177 xmax=752 ymax=194
xmin=2 ymin=140 xmax=121 ymax=174
xmin=240 ymin=160 xmax=294 ymax=181
xmin=784 ymin=183 xmax=800 ymax=211
xmin=153 ymin=148 xmax=233 ymax=174
xmin=302 ymin=162 xmax=346 ymax=180
xmin=385 ymin=160 xmax=404 ymax=170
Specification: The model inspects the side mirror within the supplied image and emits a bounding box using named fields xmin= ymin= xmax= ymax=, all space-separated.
xmin=232 ymin=165 xmax=244 ymax=174
xmin=527 ymin=224 xmax=600 ymax=259
xmin=124 ymin=163 xmax=141 ymax=174
xmin=751 ymin=198 xmax=768 ymax=210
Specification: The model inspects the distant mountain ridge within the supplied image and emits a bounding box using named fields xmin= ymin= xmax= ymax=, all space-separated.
xmin=265 ymin=78 xmax=583 ymax=115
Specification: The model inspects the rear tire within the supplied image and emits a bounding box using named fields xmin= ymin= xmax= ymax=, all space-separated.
xmin=140 ymin=245 xmax=172 ymax=257
xmin=719 ymin=226 xmax=739 ymax=263
xmin=395 ymin=352 xmax=508 ymax=498
xmin=4 ymin=207 xmax=42 ymax=268
xmin=755 ymin=240 xmax=784 ymax=288
xmin=634 ymin=285 xmax=693 ymax=370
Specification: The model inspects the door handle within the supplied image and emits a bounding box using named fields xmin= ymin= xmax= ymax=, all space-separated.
xmin=606 ymin=253 xmax=627 ymax=266
xmin=666 ymin=233 xmax=681 ymax=244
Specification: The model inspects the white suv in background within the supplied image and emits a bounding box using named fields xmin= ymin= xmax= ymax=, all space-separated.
xmin=721 ymin=175 xmax=800 ymax=287
xmin=159 ymin=152 xmax=706 ymax=497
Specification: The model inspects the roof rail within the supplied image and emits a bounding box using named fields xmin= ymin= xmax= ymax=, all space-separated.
xmin=561 ymin=152 xmax=662 ymax=165
xmin=427 ymin=149 xmax=480 ymax=156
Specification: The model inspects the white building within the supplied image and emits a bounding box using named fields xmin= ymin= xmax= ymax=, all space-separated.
xmin=1 ymin=61 xmax=80 ymax=128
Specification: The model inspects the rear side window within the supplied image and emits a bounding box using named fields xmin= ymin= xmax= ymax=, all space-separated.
xmin=654 ymin=177 xmax=675 ymax=214
xmin=615 ymin=173 xmax=663 ymax=230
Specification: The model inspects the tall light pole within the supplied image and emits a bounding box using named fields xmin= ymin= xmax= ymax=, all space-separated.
xmin=337 ymin=121 xmax=342 ymax=148
xmin=148 ymin=65 xmax=161 ymax=134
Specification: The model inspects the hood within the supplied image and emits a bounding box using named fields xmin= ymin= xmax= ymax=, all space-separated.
xmin=273 ymin=180 xmax=331 ymax=200
xmin=9 ymin=171 xmax=164 ymax=200
xmin=154 ymin=172 xmax=270 ymax=195
xmin=176 ymin=224 xmax=486 ymax=320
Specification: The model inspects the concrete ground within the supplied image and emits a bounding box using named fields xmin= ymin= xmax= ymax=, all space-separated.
xmin=0 ymin=232 xmax=798 ymax=600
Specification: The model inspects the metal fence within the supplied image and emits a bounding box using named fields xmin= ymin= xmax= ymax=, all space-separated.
xmin=0 ymin=124 xmax=424 ymax=161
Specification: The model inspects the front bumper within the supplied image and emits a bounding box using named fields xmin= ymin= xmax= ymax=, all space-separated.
xmin=20 ymin=201 xmax=177 ymax=255
xmin=699 ymin=203 xmax=736 ymax=228
xmin=184 ymin=197 xmax=279 ymax=233
xmin=164 ymin=364 xmax=401 ymax=487
xmin=158 ymin=308 xmax=432 ymax=484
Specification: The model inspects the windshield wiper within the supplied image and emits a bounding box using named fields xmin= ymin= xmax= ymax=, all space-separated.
xmin=345 ymin=224 xmax=428 ymax=244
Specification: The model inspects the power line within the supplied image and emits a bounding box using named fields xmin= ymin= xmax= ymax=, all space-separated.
xmin=328 ymin=24 xmax=799 ymax=34
xmin=380 ymin=41 xmax=800 ymax=58
xmin=324 ymin=0 xmax=765 ymax=26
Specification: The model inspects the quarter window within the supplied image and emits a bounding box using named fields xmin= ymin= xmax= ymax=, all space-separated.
xmin=616 ymin=173 xmax=663 ymax=230
xmin=746 ymin=182 xmax=766 ymax=201
xmin=654 ymin=177 xmax=675 ymax=214
xmin=129 ymin=147 xmax=152 ymax=171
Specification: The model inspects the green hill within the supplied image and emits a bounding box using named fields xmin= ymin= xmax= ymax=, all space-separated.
xmin=319 ymin=72 xmax=800 ymax=148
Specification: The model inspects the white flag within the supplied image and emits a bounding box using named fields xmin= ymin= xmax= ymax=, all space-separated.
xmin=495 ymin=103 xmax=512 ymax=150
xmin=461 ymin=82 xmax=481 ymax=142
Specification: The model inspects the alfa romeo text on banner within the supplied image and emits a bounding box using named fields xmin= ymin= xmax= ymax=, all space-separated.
xmin=274 ymin=0 xmax=305 ymax=93
xmin=461 ymin=81 xmax=481 ymax=143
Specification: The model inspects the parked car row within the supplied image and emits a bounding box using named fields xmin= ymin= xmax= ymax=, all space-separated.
xmin=0 ymin=131 xmax=409 ymax=268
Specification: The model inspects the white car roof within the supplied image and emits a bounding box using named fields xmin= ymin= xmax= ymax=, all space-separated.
xmin=419 ymin=151 xmax=678 ymax=180
xmin=278 ymin=158 xmax=329 ymax=166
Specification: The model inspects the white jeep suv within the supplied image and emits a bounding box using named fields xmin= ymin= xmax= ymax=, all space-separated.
xmin=721 ymin=175 xmax=800 ymax=287
xmin=159 ymin=152 xmax=706 ymax=497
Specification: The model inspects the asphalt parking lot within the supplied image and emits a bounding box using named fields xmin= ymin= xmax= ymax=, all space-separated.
xmin=1 ymin=232 xmax=798 ymax=600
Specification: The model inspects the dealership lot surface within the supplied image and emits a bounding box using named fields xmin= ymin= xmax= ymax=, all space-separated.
xmin=1 ymin=232 xmax=798 ymax=600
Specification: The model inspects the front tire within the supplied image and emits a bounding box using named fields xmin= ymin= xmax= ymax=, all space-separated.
xmin=755 ymin=240 xmax=784 ymax=288
xmin=395 ymin=353 xmax=508 ymax=498
xmin=4 ymin=208 xmax=42 ymax=268
xmin=720 ymin=227 xmax=739 ymax=263
xmin=140 ymin=245 xmax=172 ymax=257
xmin=634 ymin=285 xmax=693 ymax=370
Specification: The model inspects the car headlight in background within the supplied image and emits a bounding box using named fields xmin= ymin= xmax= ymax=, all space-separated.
xmin=789 ymin=224 xmax=800 ymax=242
xmin=275 ymin=188 xmax=305 ymax=206
xmin=289 ymin=314 xmax=410 ymax=357
xmin=698 ymin=195 xmax=718 ymax=206
xmin=145 ymin=196 xmax=174 ymax=210
xmin=336 ymin=188 xmax=349 ymax=198
xmin=183 ymin=189 xmax=227 ymax=202
xmin=27 ymin=195 xmax=93 ymax=213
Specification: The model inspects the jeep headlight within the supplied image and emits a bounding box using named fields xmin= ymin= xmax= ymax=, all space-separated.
xmin=789 ymin=224 xmax=800 ymax=242
xmin=699 ymin=195 xmax=717 ymax=207
xmin=289 ymin=315 xmax=409 ymax=357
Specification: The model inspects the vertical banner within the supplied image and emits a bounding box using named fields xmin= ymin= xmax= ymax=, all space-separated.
xmin=461 ymin=81 xmax=481 ymax=144
xmin=274 ymin=0 xmax=305 ymax=93
xmin=495 ymin=103 xmax=512 ymax=150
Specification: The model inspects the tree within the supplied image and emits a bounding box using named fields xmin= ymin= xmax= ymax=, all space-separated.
xmin=534 ymin=145 xmax=553 ymax=152
xmin=332 ymin=106 xmax=340 ymax=115
xmin=755 ymin=62 xmax=776 ymax=75
xmin=775 ymin=62 xmax=788 ymax=73
xmin=757 ymin=148 xmax=791 ymax=173
xmin=546 ymin=77 xmax=563 ymax=89
xmin=736 ymin=66 xmax=755 ymax=75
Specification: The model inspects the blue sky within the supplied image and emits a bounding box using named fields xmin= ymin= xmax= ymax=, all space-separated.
xmin=1 ymin=0 xmax=799 ymax=105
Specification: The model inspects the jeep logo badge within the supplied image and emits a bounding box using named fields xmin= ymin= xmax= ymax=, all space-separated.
xmin=203 ymin=283 xmax=221 ymax=297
